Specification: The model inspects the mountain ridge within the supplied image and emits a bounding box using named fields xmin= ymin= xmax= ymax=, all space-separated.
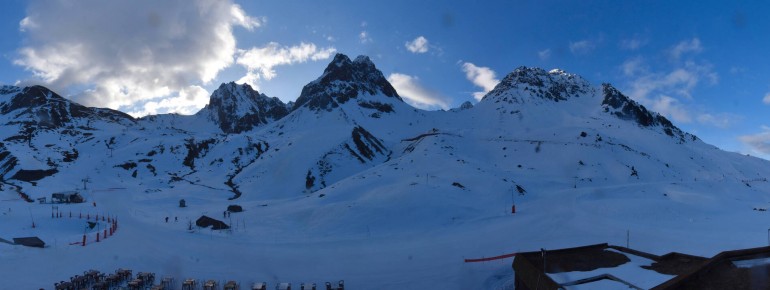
xmin=0 ymin=53 xmax=762 ymax=203
xmin=3 ymin=53 xmax=770 ymax=290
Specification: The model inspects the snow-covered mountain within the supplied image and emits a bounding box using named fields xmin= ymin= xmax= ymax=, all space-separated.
xmin=196 ymin=82 xmax=289 ymax=134
xmin=0 ymin=85 xmax=134 ymax=129
xmin=0 ymin=85 xmax=133 ymax=198
xmin=2 ymin=52 xmax=768 ymax=223
xmin=293 ymin=54 xmax=402 ymax=114
xmin=2 ymin=53 xmax=770 ymax=289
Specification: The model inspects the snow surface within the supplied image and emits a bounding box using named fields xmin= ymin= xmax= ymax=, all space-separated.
xmin=563 ymin=279 xmax=631 ymax=290
xmin=549 ymin=249 xmax=673 ymax=289
xmin=733 ymin=257 xmax=770 ymax=269
xmin=2 ymin=59 xmax=770 ymax=289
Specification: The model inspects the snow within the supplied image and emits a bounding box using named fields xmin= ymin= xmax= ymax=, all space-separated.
xmin=564 ymin=279 xmax=632 ymax=290
xmin=548 ymin=68 xmax=566 ymax=75
xmin=548 ymin=249 xmax=673 ymax=289
xmin=2 ymin=61 xmax=770 ymax=289
xmin=733 ymin=257 xmax=770 ymax=269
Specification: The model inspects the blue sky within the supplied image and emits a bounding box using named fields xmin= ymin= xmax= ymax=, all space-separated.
xmin=2 ymin=1 xmax=770 ymax=158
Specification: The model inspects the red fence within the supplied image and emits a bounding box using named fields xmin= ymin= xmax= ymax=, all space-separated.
xmin=51 ymin=211 xmax=119 ymax=246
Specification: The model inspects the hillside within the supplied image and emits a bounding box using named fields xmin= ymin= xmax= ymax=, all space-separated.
xmin=1 ymin=54 xmax=769 ymax=289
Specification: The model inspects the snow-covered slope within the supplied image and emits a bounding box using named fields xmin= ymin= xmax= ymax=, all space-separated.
xmin=2 ymin=54 xmax=770 ymax=289
xmin=0 ymin=85 xmax=134 ymax=198
xmin=227 ymin=53 xmax=425 ymax=196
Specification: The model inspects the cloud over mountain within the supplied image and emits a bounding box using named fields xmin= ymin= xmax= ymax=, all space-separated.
xmin=235 ymin=42 xmax=336 ymax=89
xmin=388 ymin=73 xmax=449 ymax=110
xmin=15 ymin=0 xmax=263 ymax=115
xmin=461 ymin=62 xmax=499 ymax=101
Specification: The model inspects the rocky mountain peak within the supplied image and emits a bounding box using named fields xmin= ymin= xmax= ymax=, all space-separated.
xmin=482 ymin=66 xmax=593 ymax=104
xmin=292 ymin=53 xmax=401 ymax=112
xmin=329 ymin=53 xmax=352 ymax=68
xmin=0 ymin=85 xmax=133 ymax=128
xmin=197 ymin=82 xmax=288 ymax=134
xmin=601 ymin=83 xmax=694 ymax=142
xmin=353 ymin=55 xmax=376 ymax=69
xmin=215 ymin=81 xmax=248 ymax=94
xmin=450 ymin=101 xmax=474 ymax=112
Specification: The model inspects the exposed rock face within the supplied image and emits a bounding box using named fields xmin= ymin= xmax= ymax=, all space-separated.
xmin=293 ymin=54 xmax=402 ymax=112
xmin=483 ymin=66 xmax=593 ymax=104
xmin=197 ymin=82 xmax=288 ymax=134
xmin=0 ymin=85 xmax=134 ymax=128
xmin=601 ymin=84 xmax=694 ymax=142
xmin=305 ymin=125 xmax=390 ymax=192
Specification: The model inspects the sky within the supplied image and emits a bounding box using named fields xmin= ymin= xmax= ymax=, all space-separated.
xmin=1 ymin=0 xmax=770 ymax=159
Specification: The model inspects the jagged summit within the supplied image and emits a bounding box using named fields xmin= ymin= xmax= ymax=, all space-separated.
xmin=0 ymin=85 xmax=133 ymax=128
xmin=482 ymin=66 xmax=593 ymax=105
xmin=473 ymin=66 xmax=697 ymax=143
xmin=292 ymin=53 xmax=402 ymax=112
xmin=321 ymin=54 xmax=385 ymax=83
xmin=601 ymin=83 xmax=695 ymax=142
xmin=196 ymin=82 xmax=288 ymax=134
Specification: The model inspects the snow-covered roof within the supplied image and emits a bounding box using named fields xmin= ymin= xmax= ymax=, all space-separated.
xmin=551 ymin=248 xmax=673 ymax=289
xmin=513 ymin=244 xmax=697 ymax=290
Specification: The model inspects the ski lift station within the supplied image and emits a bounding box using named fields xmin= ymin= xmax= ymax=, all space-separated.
xmin=50 ymin=191 xmax=85 ymax=204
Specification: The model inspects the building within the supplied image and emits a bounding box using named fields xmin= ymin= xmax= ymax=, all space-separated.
xmin=51 ymin=191 xmax=84 ymax=204
xmin=653 ymin=246 xmax=770 ymax=289
xmin=512 ymin=243 xmax=770 ymax=289
xmin=13 ymin=236 xmax=45 ymax=248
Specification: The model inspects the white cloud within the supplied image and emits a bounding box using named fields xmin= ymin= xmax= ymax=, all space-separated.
xmin=626 ymin=60 xmax=717 ymax=101
xmin=236 ymin=71 xmax=262 ymax=91
xmin=729 ymin=66 xmax=746 ymax=74
xmin=668 ymin=38 xmax=702 ymax=60
xmin=538 ymin=49 xmax=551 ymax=60
xmin=387 ymin=73 xmax=450 ymax=110
xmin=621 ymin=57 xmax=647 ymax=76
xmin=569 ymin=40 xmax=596 ymax=55
xmin=739 ymin=126 xmax=770 ymax=156
xmin=618 ymin=40 xmax=732 ymax=128
xmin=620 ymin=36 xmax=648 ymax=50
xmin=461 ymin=62 xmax=499 ymax=101
xmin=405 ymin=36 xmax=429 ymax=54
xmin=18 ymin=17 xmax=36 ymax=32
xmin=696 ymin=113 xmax=737 ymax=129
xmin=359 ymin=31 xmax=372 ymax=43
xmin=229 ymin=5 xmax=264 ymax=30
xmin=651 ymin=95 xmax=691 ymax=123
xmin=127 ymin=85 xmax=211 ymax=117
xmin=14 ymin=0 xmax=263 ymax=116
xmin=763 ymin=92 xmax=770 ymax=104
xmin=235 ymin=42 xmax=336 ymax=88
